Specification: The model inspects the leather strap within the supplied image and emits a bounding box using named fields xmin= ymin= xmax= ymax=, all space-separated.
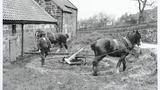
xmin=122 ymin=37 xmax=133 ymax=49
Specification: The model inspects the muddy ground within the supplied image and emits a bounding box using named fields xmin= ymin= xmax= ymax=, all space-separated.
xmin=3 ymin=47 xmax=157 ymax=90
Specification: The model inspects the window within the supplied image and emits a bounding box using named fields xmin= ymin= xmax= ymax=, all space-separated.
xmin=12 ymin=25 xmax=16 ymax=35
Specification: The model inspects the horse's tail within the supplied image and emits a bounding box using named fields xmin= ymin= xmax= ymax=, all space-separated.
xmin=91 ymin=41 xmax=96 ymax=52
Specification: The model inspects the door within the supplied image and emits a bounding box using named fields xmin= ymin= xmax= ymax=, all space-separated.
xmin=9 ymin=36 xmax=17 ymax=62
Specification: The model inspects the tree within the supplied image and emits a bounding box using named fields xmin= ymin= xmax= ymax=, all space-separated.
xmin=96 ymin=12 xmax=112 ymax=27
xmin=133 ymin=0 xmax=156 ymax=24
xmin=116 ymin=13 xmax=137 ymax=25
xmin=77 ymin=12 xmax=115 ymax=30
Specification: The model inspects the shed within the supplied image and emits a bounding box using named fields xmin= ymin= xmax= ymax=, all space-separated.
xmin=3 ymin=0 xmax=57 ymax=61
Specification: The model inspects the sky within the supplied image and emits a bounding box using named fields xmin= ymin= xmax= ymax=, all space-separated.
xmin=69 ymin=0 xmax=156 ymax=20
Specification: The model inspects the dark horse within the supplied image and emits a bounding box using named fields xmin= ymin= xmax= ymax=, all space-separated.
xmin=91 ymin=30 xmax=141 ymax=76
xmin=35 ymin=30 xmax=70 ymax=52
xmin=37 ymin=31 xmax=51 ymax=66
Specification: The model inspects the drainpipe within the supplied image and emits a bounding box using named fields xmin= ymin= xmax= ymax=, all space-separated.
xmin=21 ymin=23 xmax=24 ymax=57
xmin=76 ymin=9 xmax=78 ymax=36
xmin=61 ymin=11 xmax=63 ymax=33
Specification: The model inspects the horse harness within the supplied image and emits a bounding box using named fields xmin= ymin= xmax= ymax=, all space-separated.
xmin=113 ymin=39 xmax=119 ymax=50
xmin=122 ymin=37 xmax=133 ymax=50
xmin=112 ymin=36 xmax=133 ymax=51
xmin=95 ymin=37 xmax=134 ymax=58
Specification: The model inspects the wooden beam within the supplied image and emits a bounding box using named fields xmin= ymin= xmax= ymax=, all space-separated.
xmin=24 ymin=52 xmax=94 ymax=57
xmin=24 ymin=52 xmax=70 ymax=55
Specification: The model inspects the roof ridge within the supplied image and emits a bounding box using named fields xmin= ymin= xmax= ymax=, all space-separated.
xmin=64 ymin=0 xmax=77 ymax=9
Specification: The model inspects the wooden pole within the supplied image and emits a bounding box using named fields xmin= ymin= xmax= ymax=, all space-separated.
xmin=76 ymin=10 xmax=78 ymax=36
xmin=61 ymin=11 xmax=63 ymax=33
xmin=24 ymin=52 xmax=94 ymax=56
xmin=21 ymin=24 xmax=24 ymax=57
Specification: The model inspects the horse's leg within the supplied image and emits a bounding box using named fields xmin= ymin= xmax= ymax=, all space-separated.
xmin=56 ymin=43 xmax=62 ymax=52
xmin=92 ymin=55 xmax=106 ymax=76
xmin=91 ymin=43 xmax=101 ymax=76
xmin=92 ymin=46 xmax=106 ymax=76
xmin=63 ymin=43 xmax=68 ymax=53
xmin=116 ymin=54 xmax=128 ymax=73
xmin=122 ymin=59 xmax=126 ymax=71
xmin=92 ymin=57 xmax=99 ymax=76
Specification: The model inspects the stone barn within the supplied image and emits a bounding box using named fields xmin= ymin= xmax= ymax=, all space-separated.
xmin=3 ymin=0 xmax=57 ymax=62
xmin=35 ymin=0 xmax=78 ymax=36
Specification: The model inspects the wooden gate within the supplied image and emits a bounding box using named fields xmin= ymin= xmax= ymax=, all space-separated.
xmin=9 ymin=36 xmax=18 ymax=62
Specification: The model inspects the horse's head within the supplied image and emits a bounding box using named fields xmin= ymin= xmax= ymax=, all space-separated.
xmin=35 ymin=29 xmax=41 ymax=38
xmin=35 ymin=30 xmax=46 ymax=38
xmin=127 ymin=30 xmax=141 ymax=46
xmin=65 ymin=33 xmax=72 ymax=42
xmin=65 ymin=33 xmax=69 ymax=38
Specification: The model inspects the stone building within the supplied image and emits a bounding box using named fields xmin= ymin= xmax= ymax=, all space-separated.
xmin=35 ymin=0 xmax=78 ymax=36
xmin=3 ymin=0 xmax=57 ymax=62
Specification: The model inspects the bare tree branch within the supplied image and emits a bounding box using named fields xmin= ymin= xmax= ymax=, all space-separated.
xmin=137 ymin=0 xmax=142 ymax=12
xmin=142 ymin=0 xmax=147 ymax=11
xmin=146 ymin=1 xmax=155 ymax=6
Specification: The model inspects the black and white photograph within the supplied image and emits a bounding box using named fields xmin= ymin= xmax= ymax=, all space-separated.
xmin=2 ymin=0 xmax=158 ymax=90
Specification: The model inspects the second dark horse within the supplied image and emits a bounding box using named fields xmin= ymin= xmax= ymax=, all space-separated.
xmin=35 ymin=30 xmax=70 ymax=52
xmin=91 ymin=30 xmax=141 ymax=76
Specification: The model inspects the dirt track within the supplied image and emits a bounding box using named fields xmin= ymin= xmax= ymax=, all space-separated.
xmin=3 ymin=47 xmax=157 ymax=90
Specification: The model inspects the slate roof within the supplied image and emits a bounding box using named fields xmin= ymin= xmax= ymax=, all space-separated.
xmin=3 ymin=0 xmax=57 ymax=24
xmin=52 ymin=0 xmax=77 ymax=13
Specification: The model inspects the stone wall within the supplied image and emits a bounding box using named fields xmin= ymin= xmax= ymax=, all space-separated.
xmin=3 ymin=25 xmax=22 ymax=61
xmin=34 ymin=0 xmax=77 ymax=36
xmin=63 ymin=8 xmax=77 ymax=36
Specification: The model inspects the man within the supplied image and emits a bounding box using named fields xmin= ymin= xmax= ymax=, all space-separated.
xmin=37 ymin=31 xmax=51 ymax=66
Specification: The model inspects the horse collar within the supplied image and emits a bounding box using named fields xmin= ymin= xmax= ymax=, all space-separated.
xmin=122 ymin=37 xmax=133 ymax=49
xmin=113 ymin=39 xmax=119 ymax=50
